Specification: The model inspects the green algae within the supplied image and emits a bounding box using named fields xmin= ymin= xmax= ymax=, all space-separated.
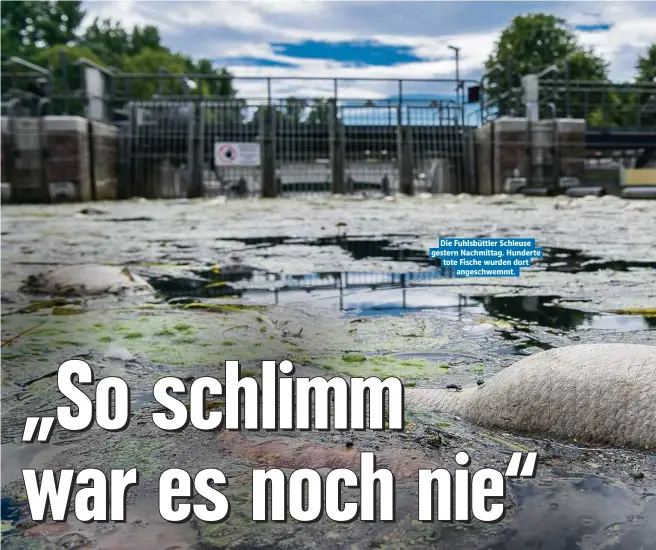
xmin=0 ymin=304 xmax=287 ymax=378
xmin=470 ymin=364 xmax=485 ymax=374
xmin=289 ymin=353 xmax=313 ymax=365
xmin=52 ymin=306 xmax=87 ymax=316
xmin=325 ymin=355 xmax=434 ymax=381
xmin=107 ymin=438 xmax=174 ymax=479
xmin=181 ymin=302 xmax=265 ymax=314
xmin=343 ymin=353 xmax=366 ymax=363
xmin=18 ymin=298 xmax=71 ymax=313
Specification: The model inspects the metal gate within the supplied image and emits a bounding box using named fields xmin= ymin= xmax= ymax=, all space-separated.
xmin=406 ymin=102 xmax=471 ymax=194
xmin=340 ymin=103 xmax=400 ymax=195
xmin=115 ymin=97 xmax=475 ymax=199
xmin=201 ymin=100 xmax=261 ymax=197
xmin=118 ymin=99 xmax=195 ymax=199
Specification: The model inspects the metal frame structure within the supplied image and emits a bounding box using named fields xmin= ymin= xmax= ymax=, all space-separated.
xmin=2 ymin=51 xmax=655 ymax=202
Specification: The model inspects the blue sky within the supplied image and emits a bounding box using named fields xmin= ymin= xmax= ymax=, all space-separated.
xmin=82 ymin=1 xmax=656 ymax=102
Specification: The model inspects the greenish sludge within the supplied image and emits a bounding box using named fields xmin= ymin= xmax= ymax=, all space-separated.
xmin=289 ymin=353 xmax=313 ymax=365
xmin=343 ymin=353 xmax=367 ymax=363
xmin=18 ymin=298 xmax=70 ymax=313
xmin=181 ymin=302 xmax=265 ymax=313
xmin=52 ymin=306 xmax=86 ymax=316
xmin=124 ymin=331 xmax=143 ymax=339
xmin=324 ymin=354 xmax=434 ymax=380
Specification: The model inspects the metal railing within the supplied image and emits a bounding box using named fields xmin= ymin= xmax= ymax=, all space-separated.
xmin=2 ymin=52 xmax=655 ymax=203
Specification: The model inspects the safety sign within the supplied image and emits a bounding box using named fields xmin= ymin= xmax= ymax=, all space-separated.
xmin=214 ymin=142 xmax=261 ymax=167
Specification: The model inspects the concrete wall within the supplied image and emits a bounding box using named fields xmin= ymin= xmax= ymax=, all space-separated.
xmin=1 ymin=116 xmax=118 ymax=203
xmin=475 ymin=117 xmax=586 ymax=194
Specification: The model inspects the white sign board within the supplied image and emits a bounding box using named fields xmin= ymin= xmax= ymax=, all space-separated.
xmin=214 ymin=142 xmax=261 ymax=167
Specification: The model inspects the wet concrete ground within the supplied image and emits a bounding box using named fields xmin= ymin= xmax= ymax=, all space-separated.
xmin=1 ymin=193 xmax=655 ymax=549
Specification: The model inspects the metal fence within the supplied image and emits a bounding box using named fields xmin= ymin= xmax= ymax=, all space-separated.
xmin=2 ymin=53 xmax=656 ymax=203
xmin=113 ymin=94 xmax=477 ymax=199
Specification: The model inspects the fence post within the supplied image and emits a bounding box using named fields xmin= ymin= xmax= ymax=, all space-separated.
xmin=330 ymin=101 xmax=345 ymax=194
xmin=187 ymin=101 xmax=203 ymax=198
xmin=260 ymin=105 xmax=277 ymax=198
xmin=37 ymin=98 xmax=51 ymax=203
xmin=490 ymin=120 xmax=496 ymax=195
xmin=4 ymin=99 xmax=19 ymax=202
xmin=398 ymin=104 xmax=414 ymax=195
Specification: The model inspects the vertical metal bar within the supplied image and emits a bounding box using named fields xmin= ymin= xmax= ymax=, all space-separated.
xmin=396 ymin=80 xmax=403 ymax=193
xmin=59 ymin=49 xmax=70 ymax=115
xmin=87 ymin=118 xmax=97 ymax=200
xmin=37 ymin=98 xmax=51 ymax=203
xmin=564 ymin=61 xmax=571 ymax=118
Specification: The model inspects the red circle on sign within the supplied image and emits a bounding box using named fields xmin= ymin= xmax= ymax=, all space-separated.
xmin=218 ymin=144 xmax=238 ymax=163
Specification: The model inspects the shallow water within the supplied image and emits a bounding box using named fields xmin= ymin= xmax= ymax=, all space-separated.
xmin=2 ymin=195 xmax=655 ymax=549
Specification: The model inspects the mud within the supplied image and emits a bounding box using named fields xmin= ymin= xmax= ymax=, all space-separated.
xmin=2 ymin=194 xmax=655 ymax=549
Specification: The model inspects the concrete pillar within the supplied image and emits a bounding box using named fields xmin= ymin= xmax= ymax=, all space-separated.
xmin=474 ymin=117 xmax=586 ymax=194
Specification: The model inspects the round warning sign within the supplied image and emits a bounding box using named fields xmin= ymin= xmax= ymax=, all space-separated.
xmin=217 ymin=144 xmax=238 ymax=164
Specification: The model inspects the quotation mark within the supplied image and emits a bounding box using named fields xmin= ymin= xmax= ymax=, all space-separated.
xmin=22 ymin=416 xmax=56 ymax=443
xmin=504 ymin=452 xmax=538 ymax=478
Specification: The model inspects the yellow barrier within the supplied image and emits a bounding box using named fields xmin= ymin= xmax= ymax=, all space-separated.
xmin=625 ymin=168 xmax=656 ymax=186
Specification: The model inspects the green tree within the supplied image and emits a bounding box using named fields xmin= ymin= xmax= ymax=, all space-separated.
xmin=484 ymin=13 xmax=609 ymax=119
xmin=81 ymin=18 xmax=131 ymax=68
xmin=30 ymin=45 xmax=105 ymax=114
xmin=251 ymin=97 xmax=307 ymax=126
xmin=635 ymin=44 xmax=656 ymax=127
xmin=283 ymin=96 xmax=307 ymax=123
xmin=1 ymin=1 xmax=85 ymax=59
xmin=120 ymin=47 xmax=187 ymax=99
xmin=82 ymin=18 xmax=165 ymax=68
xmin=129 ymin=25 xmax=162 ymax=56
xmin=636 ymin=44 xmax=656 ymax=83
xmin=305 ymin=98 xmax=334 ymax=125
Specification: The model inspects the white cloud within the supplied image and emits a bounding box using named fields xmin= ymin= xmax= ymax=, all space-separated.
xmin=80 ymin=0 xmax=656 ymax=96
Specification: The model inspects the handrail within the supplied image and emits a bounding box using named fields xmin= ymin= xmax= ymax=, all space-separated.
xmin=5 ymin=56 xmax=51 ymax=77
xmin=75 ymin=56 xmax=114 ymax=77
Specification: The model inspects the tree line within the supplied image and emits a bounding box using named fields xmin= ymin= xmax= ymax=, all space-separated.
xmin=484 ymin=13 xmax=656 ymax=126
xmin=2 ymin=3 xmax=655 ymax=127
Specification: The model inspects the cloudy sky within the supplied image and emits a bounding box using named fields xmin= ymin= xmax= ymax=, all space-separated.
xmin=81 ymin=0 xmax=656 ymax=100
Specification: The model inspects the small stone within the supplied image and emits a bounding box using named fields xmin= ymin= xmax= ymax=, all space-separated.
xmin=630 ymin=471 xmax=645 ymax=480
